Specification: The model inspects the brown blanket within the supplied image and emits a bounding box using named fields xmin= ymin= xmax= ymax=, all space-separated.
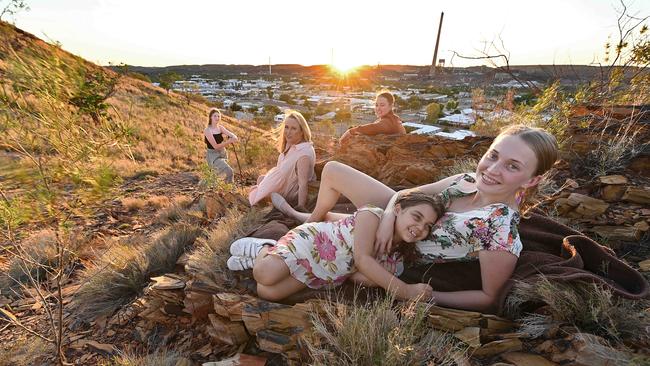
xmin=247 ymin=207 xmax=649 ymax=315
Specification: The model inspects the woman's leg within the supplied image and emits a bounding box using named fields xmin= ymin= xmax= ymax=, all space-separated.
xmin=307 ymin=161 xmax=395 ymax=222
xmin=252 ymin=248 xmax=306 ymax=301
xmin=214 ymin=158 xmax=234 ymax=183
xmin=272 ymin=193 xmax=350 ymax=223
xmin=253 ymin=247 xmax=291 ymax=286
xmin=257 ymin=276 xmax=306 ymax=302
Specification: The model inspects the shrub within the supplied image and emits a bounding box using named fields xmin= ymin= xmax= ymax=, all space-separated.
xmin=71 ymin=224 xmax=201 ymax=320
xmin=574 ymin=119 xmax=648 ymax=178
xmin=305 ymin=293 xmax=468 ymax=366
xmin=185 ymin=207 xmax=267 ymax=286
xmin=106 ymin=349 xmax=185 ymax=366
xmin=504 ymin=278 xmax=650 ymax=345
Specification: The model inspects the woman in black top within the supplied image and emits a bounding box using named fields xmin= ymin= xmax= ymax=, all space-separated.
xmin=204 ymin=108 xmax=238 ymax=183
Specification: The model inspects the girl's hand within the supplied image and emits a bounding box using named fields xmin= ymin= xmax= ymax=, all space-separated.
xmin=374 ymin=212 xmax=396 ymax=255
xmin=406 ymin=283 xmax=433 ymax=301
xmin=377 ymin=256 xmax=397 ymax=274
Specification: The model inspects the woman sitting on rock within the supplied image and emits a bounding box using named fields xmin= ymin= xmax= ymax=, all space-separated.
xmin=274 ymin=124 xmax=559 ymax=312
xmin=228 ymin=191 xmax=444 ymax=302
xmin=204 ymin=108 xmax=239 ymax=183
xmin=248 ymin=110 xmax=316 ymax=211
xmin=339 ymin=90 xmax=406 ymax=145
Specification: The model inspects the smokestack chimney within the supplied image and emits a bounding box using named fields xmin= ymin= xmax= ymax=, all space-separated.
xmin=430 ymin=12 xmax=444 ymax=76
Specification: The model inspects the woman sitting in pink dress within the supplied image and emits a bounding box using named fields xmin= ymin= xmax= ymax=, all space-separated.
xmin=248 ymin=110 xmax=315 ymax=211
xmin=228 ymin=191 xmax=444 ymax=302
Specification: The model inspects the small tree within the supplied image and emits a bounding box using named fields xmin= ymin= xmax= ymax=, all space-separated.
xmin=0 ymin=0 xmax=30 ymax=22
xmin=279 ymin=93 xmax=294 ymax=104
xmin=425 ymin=102 xmax=442 ymax=122
xmin=230 ymin=102 xmax=242 ymax=112
xmin=158 ymin=71 xmax=181 ymax=94
xmin=69 ymin=71 xmax=119 ymax=124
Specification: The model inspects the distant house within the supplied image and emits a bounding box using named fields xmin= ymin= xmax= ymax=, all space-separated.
xmin=402 ymin=122 xmax=442 ymax=135
xmin=435 ymin=130 xmax=476 ymax=140
xmin=223 ymin=100 xmax=234 ymax=109
xmin=315 ymin=111 xmax=337 ymax=121
xmin=274 ymin=113 xmax=285 ymax=123
xmin=439 ymin=108 xmax=475 ymax=126
xmin=234 ymin=111 xmax=254 ymax=121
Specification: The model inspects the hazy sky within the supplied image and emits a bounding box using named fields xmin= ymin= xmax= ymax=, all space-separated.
xmin=10 ymin=0 xmax=650 ymax=68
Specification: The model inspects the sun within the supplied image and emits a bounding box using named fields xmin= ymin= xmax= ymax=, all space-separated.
xmin=331 ymin=60 xmax=361 ymax=75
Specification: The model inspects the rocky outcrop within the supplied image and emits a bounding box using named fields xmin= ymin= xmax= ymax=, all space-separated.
xmin=316 ymin=133 xmax=492 ymax=187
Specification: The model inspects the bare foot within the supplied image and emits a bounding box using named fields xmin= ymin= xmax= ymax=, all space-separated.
xmin=271 ymin=192 xmax=294 ymax=216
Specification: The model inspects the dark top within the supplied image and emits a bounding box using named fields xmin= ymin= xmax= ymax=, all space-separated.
xmin=205 ymin=133 xmax=224 ymax=149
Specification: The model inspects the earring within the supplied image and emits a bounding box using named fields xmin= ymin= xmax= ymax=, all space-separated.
xmin=515 ymin=189 xmax=526 ymax=205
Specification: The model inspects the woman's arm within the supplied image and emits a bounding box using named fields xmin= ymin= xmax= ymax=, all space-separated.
xmin=220 ymin=125 xmax=239 ymax=144
xmin=295 ymin=156 xmax=312 ymax=210
xmin=204 ymin=128 xmax=228 ymax=150
xmin=374 ymin=173 xmax=466 ymax=254
xmin=353 ymin=211 xmax=432 ymax=301
xmin=349 ymin=271 xmax=377 ymax=286
xmin=430 ymin=251 xmax=517 ymax=312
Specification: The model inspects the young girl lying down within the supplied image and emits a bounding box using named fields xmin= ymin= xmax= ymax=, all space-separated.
xmin=227 ymin=191 xmax=444 ymax=301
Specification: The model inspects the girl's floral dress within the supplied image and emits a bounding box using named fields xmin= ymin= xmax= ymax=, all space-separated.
xmin=267 ymin=206 xmax=403 ymax=289
xmin=416 ymin=173 xmax=523 ymax=263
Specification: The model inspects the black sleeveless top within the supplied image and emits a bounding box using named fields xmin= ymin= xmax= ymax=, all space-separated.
xmin=205 ymin=133 xmax=224 ymax=149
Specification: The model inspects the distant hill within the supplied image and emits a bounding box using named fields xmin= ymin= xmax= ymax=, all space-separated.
xmin=0 ymin=21 xmax=273 ymax=180
xmin=116 ymin=63 xmax=645 ymax=84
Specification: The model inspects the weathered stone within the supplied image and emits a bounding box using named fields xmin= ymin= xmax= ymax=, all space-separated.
xmin=454 ymin=327 xmax=481 ymax=348
xmin=150 ymin=274 xmax=185 ymax=290
xmin=622 ymin=186 xmax=650 ymax=204
xmin=318 ymin=133 xmax=490 ymax=187
xmin=208 ymin=314 xmax=249 ymax=346
xmin=565 ymin=193 xmax=609 ymax=218
xmin=634 ymin=220 xmax=650 ymax=232
xmin=601 ymin=184 xmax=627 ymax=202
xmin=501 ymin=352 xmax=558 ymax=366
xmin=202 ymin=353 xmax=267 ymax=366
xmin=552 ymin=333 xmax=633 ymax=366
xmin=639 ymin=259 xmax=650 ymax=272
xmin=592 ymin=225 xmax=641 ymax=243
xmin=473 ymin=339 xmax=523 ymax=357
xmin=598 ymin=175 xmax=628 ymax=185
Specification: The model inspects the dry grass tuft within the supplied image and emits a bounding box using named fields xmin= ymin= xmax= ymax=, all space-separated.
xmin=0 ymin=337 xmax=52 ymax=366
xmin=103 ymin=348 xmax=186 ymax=366
xmin=154 ymin=196 xmax=195 ymax=224
xmin=305 ymin=293 xmax=468 ymax=366
xmin=71 ymin=224 xmax=202 ymax=320
xmin=435 ymin=158 xmax=478 ymax=181
xmin=147 ymin=195 xmax=171 ymax=209
xmin=121 ymin=197 xmax=148 ymax=212
xmin=0 ymin=229 xmax=81 ymax=296
xmin=576 ymin=120 xmax=649 ymax=178
xmin=505 ymin=277 xmax=650 ymax=344
xmin=185 ymin=207 xmax=268 ymax=285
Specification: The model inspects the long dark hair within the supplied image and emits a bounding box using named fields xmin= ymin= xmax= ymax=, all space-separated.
xmin=392 ymin=191 xmax=445 ymax=263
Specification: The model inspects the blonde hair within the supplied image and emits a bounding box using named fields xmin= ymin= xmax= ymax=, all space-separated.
xmin=497 ymin=124 xmax=558 ymax=176
xmin=276 ymin=110 xmax=312 ymax=153
xmin=496 ymin=124 xmax=559 ymax=214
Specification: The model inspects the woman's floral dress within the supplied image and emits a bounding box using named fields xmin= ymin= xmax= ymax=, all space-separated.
xmin=267 ymin=206 xmax=403 ymax=289
xmin=416 ymin=173 xmax=523 ymax=263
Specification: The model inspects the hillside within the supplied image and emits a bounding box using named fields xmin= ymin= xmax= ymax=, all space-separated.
xmin=1 ymin=20 xmax=650 ymax=366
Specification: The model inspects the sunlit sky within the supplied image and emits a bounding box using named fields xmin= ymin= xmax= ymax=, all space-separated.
xmin=10 ymin=0 xmax=650 ymax=68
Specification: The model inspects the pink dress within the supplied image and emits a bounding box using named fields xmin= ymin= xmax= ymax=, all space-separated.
xmin=248 ymin=142 xmax=316 ymax=205
xmin=267 ymin=206 xmax=403 ymax=289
